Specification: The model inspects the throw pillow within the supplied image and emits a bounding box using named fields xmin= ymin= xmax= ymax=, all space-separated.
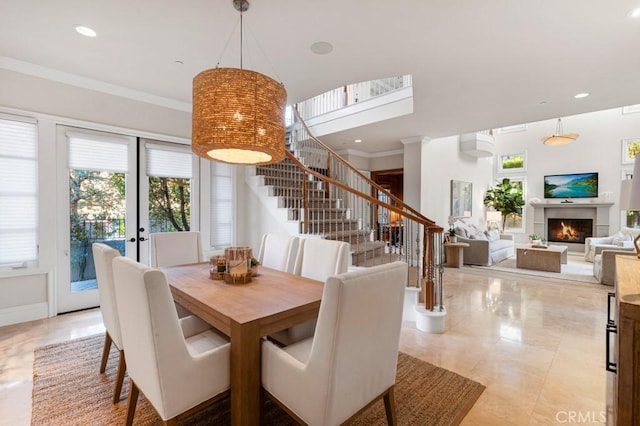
xmin=455 ymin=226 xmax=467 ymax=238
xmin=469 ymin=232 xmax=488 ymax=241
xmin=484 ymin=229 xmax=500 ymax=241
xmin=613 ymin=231 xmax=631 ymax=246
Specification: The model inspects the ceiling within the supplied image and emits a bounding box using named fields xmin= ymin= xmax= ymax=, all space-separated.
xmin=2 ymin=0 xmax=640 ymax=153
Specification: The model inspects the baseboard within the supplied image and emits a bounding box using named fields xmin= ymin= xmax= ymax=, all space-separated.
xmin=0 ymin=302 xmax=49 ymax=327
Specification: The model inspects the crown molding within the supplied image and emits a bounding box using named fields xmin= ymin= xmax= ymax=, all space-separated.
xmin=336 ymin=148 xmax=404 ymax=158
xmin=0 ymin=56 xmax=191 ymax=112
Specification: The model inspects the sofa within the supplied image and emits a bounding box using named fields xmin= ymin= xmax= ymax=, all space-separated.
xmin=584 ymin=228 xmax=639 ymax=262
xmin=454 ymin=222 xmax=515 ymax=266
xmin=593 ymin=249 xmax=638 ymax=285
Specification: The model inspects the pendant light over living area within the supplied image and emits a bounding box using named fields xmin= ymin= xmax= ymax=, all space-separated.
xmin=541 ymin=118 xmax=579 ymax=146
xmin=191 ymin=0 xmax=287 ymax=165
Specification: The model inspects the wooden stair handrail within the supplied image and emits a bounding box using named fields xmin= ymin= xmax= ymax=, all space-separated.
xmin=285 ymin=152 xmax=436 ymax=227
xmin=291 ymin=106 xmax=435 ymax=226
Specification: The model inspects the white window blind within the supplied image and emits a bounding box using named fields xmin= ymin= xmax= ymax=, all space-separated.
xmin=146 ymin=143 xmax=192 ymax=178
xmin=0 ymin=117 xmax=38 ymax=266
xmin=68 ymin=134 xmax=128 ymax=172
xmin=210 ymin=162 xmax=233 ymax=248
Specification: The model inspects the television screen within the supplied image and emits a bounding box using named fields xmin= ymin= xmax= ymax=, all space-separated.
xmin=544 ymin=172 xmax=598 ymax=199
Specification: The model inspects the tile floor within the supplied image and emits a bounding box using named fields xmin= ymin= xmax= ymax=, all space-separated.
xmin=0 ymin=266 xmax=611 ymax=425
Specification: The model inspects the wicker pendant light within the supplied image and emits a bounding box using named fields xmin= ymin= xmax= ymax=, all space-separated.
xmin=192 ymin=0 xmax=287 ymax=165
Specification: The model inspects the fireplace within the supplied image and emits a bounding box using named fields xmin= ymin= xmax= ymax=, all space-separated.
xmin=547 ymin=218 xmax=593 ymax=244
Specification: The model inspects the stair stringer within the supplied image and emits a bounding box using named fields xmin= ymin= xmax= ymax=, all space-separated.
xmin=244 ymin=169 xmax=301 ymax=236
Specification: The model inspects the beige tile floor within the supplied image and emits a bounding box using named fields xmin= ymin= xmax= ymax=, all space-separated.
xmin=0 ymin=266 xmax=611 ymax=425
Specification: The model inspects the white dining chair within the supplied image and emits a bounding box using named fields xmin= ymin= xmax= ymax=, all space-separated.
xmin=257 ymin=233 xmax=299 ymax=273
xmin=92 ymin=242 xmax=126 ymax=404
xmin=262 ymin=261 xmax=408 ymax=425
xmin=112 ymin=257 xmax=230 ymax=425
xmin=149 ymin=231 xmax=203 ymax=317
xmin=270 ymin=238 xmax=350 ymax=345
xmin=149 ymin=231 xmax=203 ymax=267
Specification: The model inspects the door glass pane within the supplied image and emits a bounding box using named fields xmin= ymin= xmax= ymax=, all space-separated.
xmin=148 ymin=176 xmax=191 ymax=232
xmin=69 ymin=170 xmax=126 ymax=291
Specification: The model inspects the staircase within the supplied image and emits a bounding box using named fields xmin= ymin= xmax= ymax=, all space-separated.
xmin=255 ymin=158 xmax=387 ymax=266
xmin=251 ymin=107 xmax=445 ymax=310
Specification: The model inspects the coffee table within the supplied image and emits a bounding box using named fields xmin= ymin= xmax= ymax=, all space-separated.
xmin=516 ymin=245 xmax=568 ymax=273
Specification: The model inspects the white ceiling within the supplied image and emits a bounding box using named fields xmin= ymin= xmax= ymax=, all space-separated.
xmin=2 ymin=0 xmax=640 ymax=153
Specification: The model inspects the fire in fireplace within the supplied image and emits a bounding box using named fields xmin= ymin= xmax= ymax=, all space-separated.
xmin=547 ymin=218 xmax=593 ymax=244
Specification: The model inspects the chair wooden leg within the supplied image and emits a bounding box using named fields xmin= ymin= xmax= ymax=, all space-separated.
xmin=100 ymin=332 xmax=113 ymax=373
xmin=125 ymin=379 xmax=139 ymax=426
xmin=383 ymin=386 xmax=397 ymax=426
xmin=113 ymin=350 xmax=126 ymax=404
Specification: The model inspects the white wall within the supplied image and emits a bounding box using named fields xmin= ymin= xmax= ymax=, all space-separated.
xmin=493 ymin=108 xmax=640 ymax=240
xmin=420 ymin=136 xmax=494 ymax=228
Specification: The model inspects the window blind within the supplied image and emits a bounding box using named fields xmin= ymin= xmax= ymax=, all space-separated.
xmin=0 ymin=117 xmax=38 ymax=266
xmin=146 ymin=144 xmax=192 ymax=178
xmin=210 ymin=162 xmax=233 ymax=248
xmin=68 ymin=134 xmax=128 ymax=172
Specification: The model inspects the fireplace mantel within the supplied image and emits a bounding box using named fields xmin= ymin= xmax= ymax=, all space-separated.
xmin=530 ymin=202 xmax=614 ymax=251
xmin=530 ymin=202 xmax=614 ymax=209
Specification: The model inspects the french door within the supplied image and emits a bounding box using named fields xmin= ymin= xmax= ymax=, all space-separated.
xmin=56 ymin=127 xmax=196 ymax=313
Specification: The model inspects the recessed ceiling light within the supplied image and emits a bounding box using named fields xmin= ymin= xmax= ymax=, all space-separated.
xmin=175 ymin=60 xmax=184 ymax=65
xmin=75 ymin=25 xmax=96 ymax=37
xmin=354 ymin=139 xmax=362 ymax=143
xmin=628 ymin=7 xmax=640 ymax=18
xmin=574 ymin=92 xmax=589 ymax=99
xmin=310 ymin=41 xmax=333 ymax=55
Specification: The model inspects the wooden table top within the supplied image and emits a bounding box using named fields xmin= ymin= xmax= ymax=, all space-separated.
xmin=162 ymin=262 xmax=324 ymax=336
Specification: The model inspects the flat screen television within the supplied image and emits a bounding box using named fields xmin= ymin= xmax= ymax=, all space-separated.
xmin=544 ymin=172 xmax=598 ymax=199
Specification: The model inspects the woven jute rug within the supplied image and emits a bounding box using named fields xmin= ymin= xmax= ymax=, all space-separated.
xmin=32 ymin=334 xmax=484 ymax=425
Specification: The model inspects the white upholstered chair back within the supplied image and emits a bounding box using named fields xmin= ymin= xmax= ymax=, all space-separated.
xmin=257 ymin=233 xmax=299 ymax=273
xmin=112 ymin=257 xmax=230 ymax=421
xmin=149 ymin=231 xmax=203 ymax=267
xmin=262 ymin=261 xmax=408 ymax=425
xmin=92 ymin=243 xmax=123 ymax=349
xmin=92 ymin=242 xmax=128 ymax=403
xmin=293 ymin=238 xmax=350 ymax=281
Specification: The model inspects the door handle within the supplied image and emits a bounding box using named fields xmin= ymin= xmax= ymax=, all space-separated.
xmin=139 ymin=237 xmax=146 ymax=242
xmin=606 ymin=323 xmax=617 ymax=373
xmin=138 ymin=227 xmax=145 ymax=232
xmin=129 ymin=237 xmax=136 ymax=243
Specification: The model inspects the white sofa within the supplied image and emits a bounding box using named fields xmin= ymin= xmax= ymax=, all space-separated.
xmin=584 ymin=228 xmax=639 ymax=262
xmin=454 ymin=222 xmax=515 ymax=266
xmin=593 ymin=249 xmax=638 ymax=285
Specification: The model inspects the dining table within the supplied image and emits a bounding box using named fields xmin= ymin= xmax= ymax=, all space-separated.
xmin=161 ymin=262 xmax=324 ymax=426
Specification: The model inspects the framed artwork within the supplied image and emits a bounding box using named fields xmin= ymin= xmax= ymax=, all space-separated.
xmin=497 ymin=151 xmax=527 ymax=174
xmin=450 ymin=180 xmax=472 ymax=218
xmin=622 ymin=138 xmax=640 ymax=164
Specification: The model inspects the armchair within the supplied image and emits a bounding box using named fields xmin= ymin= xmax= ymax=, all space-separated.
xmin=593 ymin=249 xmax=638 ymax=285
xmin=262 ymin=261 xmax=408 ymax=425
xmin=584 ymin=228 xmax=639 ymax=262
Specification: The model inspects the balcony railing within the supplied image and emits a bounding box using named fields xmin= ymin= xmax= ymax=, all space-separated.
xmin=286 ymin=75 xmax=412 ymax=125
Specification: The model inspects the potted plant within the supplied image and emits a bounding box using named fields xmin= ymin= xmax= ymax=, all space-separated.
xmin=529 ymin=233 xmax=542 ymax=245
xmin=483 ymin=178 xmax=525 ymax=232
xmin=250 ymin=257 xmax=260 ymax=276
xmin=448 ymin=227 xmax=458 ymax=243
xmin=447 ymin=216 xmax=458 ymax=243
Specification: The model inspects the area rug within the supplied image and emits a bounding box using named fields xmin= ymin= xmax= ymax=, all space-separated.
xmin=467 ymin=253 xmax=598 ymax=284
xmin=32 ymin=334 xmax=484 ymax=425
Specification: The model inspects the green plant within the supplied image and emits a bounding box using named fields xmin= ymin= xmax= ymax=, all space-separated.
xmin=483 ymin=178 xmax=525 ymax=231
xmin=529 ymin=233 xmax=541 ymax=241
xmin=448 ymin=227 xmax=457 ymax=236
xmin=251 ymin=257 xmax=260 ymax=266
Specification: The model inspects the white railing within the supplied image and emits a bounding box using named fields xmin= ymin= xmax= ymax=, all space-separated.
xmin=287 ymin=75 xmax=412 ymax=123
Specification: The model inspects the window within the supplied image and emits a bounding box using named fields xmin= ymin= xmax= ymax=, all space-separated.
xmin=210 ymin=162 xmax=234 ymax=248
xmin=504 ymin=176 xmax=526 ymax=234
xmin=0 ymin=116 xmax=38 ymax=267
